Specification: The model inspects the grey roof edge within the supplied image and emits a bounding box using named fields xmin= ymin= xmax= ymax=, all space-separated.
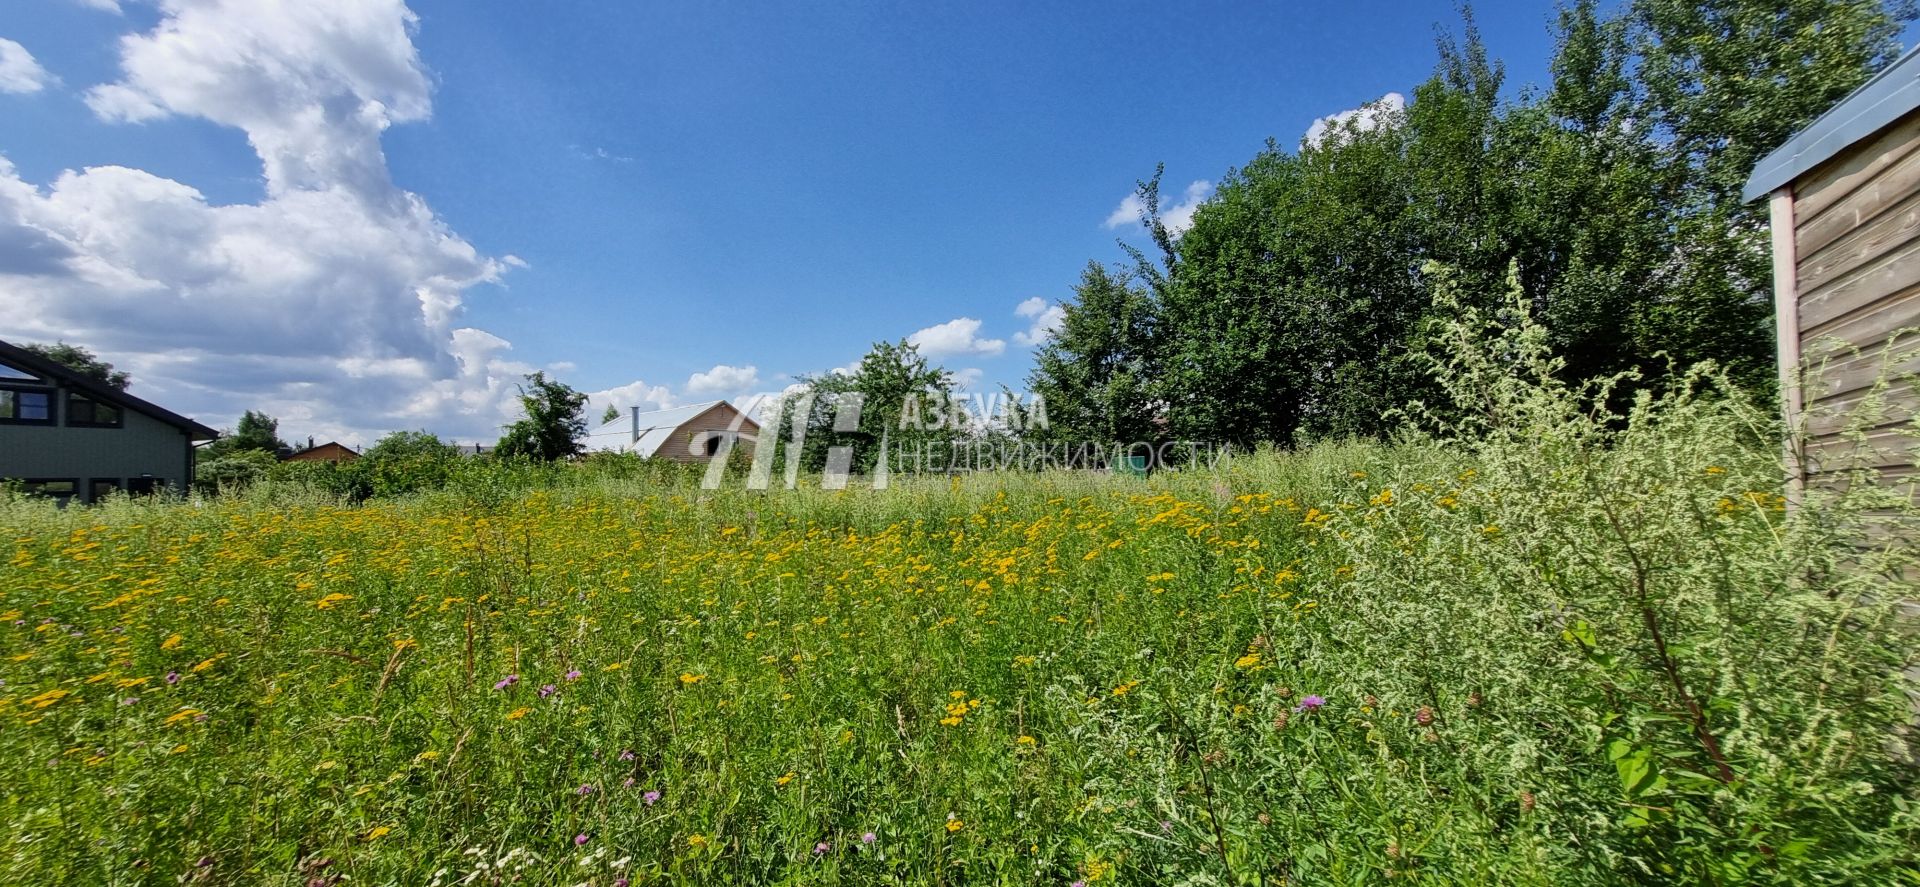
xmin=1745 ymin=44 xmax=1920 ymax=202
xmin=0 ymin=338 xmax=220 ymax=439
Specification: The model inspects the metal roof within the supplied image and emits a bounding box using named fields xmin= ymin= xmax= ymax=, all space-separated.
xmin=1745 ymin=44 xmax=1920 ymax=202
xmin=582 ymin=400 xmax=762 ymax=457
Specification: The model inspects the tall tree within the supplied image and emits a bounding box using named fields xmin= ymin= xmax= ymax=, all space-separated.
xmin=771 ymin=339 xmax=960 ymax=475
xmin=496 ymin=371 xmax=589 ymax=461
xmin=1028 ymin=262 xmax=1160 ymax=444
xmin=22 ymin=341 xmax=130 ymax=390
xmin=1629 ymin=0 xmax=1914 ymax=384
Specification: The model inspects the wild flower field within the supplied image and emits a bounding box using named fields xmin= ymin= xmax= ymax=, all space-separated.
xmin=5 ymin=298 xmax=1917 ymax=885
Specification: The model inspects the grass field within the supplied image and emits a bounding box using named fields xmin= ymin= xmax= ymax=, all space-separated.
xmin=4 ymin=308 xmax=1917 ymax=885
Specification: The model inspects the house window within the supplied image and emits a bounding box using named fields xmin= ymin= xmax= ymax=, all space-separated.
xmin=66 ymin=393 xmax=123 ymax=428
xmin=89 ymin=479 xmax=121 ymax=502
xmin=0 ymin=386 xmax=53 ymax=424
xmin=21 ymin=479 xmax=78 ymax=503
xmin=126 ymin=477 xmax=165 ymax=497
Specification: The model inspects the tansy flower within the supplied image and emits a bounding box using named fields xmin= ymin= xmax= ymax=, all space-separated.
xmin=506 ymin=707 xmax=531 ymax=720
xmin=678 ymin=673 xmax=705 ymax=685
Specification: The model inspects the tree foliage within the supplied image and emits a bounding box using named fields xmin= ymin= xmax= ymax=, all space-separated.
xmin=768 ymin=339 xmax=962 ymax=476
xmin=1029 ymin=0 xmax=1915 ymax=448
xmin=21 ymin=341 xmax=130 ymax=390
xmin=496 ymin=372 xmax=589 ymax=462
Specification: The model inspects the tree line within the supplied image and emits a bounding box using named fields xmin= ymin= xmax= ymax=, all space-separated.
xmin=1027 ymin=0 xmax=1915 ymax=449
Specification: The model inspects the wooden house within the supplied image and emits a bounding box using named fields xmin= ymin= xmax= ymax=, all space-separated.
xmin=283 ymin=440 xmax=360 ymax=463
xmin=1747 ymin=46 xmax=1920 ymax=491
xmin=582 ymin=400 xmax=760 ymax=462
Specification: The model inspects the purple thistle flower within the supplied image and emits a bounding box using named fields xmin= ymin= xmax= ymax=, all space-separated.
xmin=574 ymin=833 xmax=589 ymax=846
xmin=861 ymin=832 xmax=877 ymax=845
xmin=642 ymin=790 xmax=661 ymax=806
xmin=494 ymin=674 xmax=518 ymax=690
xmin=618 ymin=749 xmax=635 ymax=762
xmin=164 ymin=671 xmax=181 ymax=685
xmin=814 ymin=841 xmax=831 ymax=855
xmin=565 ymin=669 xmax=583 ymax=681
xmin=121 ymin=697 xmax=139 ymax=706
xmin=1294 ymin=694 xmax=1327 ymax=713
xmin=539 ymin=683 xmax=558 ymax=699
xmin=613 ymin=880 xmax=629 ymax=887
xmin=577 ymin=783 xmax=595 ymax=795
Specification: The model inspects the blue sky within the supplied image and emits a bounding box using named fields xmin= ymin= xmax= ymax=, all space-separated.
xmin=0 ymin=0 xmax=1593 ymax=444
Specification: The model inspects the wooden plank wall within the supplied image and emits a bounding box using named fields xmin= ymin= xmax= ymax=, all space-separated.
xmin=1791 ymin=111 xmax=1920 ymax=483
xmin=662 ymin=403 xmax=760 ymax=463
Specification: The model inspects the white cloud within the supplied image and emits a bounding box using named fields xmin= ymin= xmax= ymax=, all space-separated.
xmin=1013 ymin=296 xmax=1065 ymax=347
xmin=907 ymin=317 xmax=1005 ymax=358
xmin=0 ymin=39 xmax=52 ymax=94
xmin=685 ymin=363 xmax=760 ymax=397
xmin=949 ymin=367 xmax=984 ymax=390
xmin=74 ymin=0 xmax=124 ymax=11
xmin=1102 ymin=179 xmax=1212 ymax=238
xmin=0 ymin=0 xmax=541 ymax=442
xmin=1303 ymin=92 xmax=1406 ymax=147
xmin=1103 ymin=192 xmax=1146 ymax=230
xmin=588 ymin=379 xmax=676 ymax=417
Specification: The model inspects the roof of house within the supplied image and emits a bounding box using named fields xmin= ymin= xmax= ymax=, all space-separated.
xmin=1745 ymin=44 xmax=1920 ymax=201
xmin=0 ymin=338 xmax=219 ymax=440
xmin=283 ymin=441 xmax=359 ymax=461
xmin=583 ymin=399 xmax=762 ymax=458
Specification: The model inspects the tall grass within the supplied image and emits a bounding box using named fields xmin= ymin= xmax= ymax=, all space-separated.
xmin=1 ymin=277 xmax=1915 ymax=885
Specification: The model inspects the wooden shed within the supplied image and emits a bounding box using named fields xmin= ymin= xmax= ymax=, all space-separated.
xmin=1748 ymin=47 xmax=1920 ymax=492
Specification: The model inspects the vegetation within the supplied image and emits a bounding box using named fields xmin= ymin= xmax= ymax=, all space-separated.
xmin=766 ymin=339 xmax=969 ymax=475
xmin=497 ymin=371 xmax=591 ymax=463
xmin=1031 ymin=0 xmax=1915 ymax=447
xmin=19 ymin=342 xmax=131 ymax=390
xmin=4 ymin=284 xmax=1915 ymax=885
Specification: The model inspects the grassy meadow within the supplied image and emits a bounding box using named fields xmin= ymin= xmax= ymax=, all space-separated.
xmin=4 ymin=307 xmax=1918 ymax=885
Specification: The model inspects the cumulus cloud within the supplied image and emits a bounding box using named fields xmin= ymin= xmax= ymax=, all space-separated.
xmin=0 ymin=0 xmax=538 ymax=443
xmin=907 ymin=317 xmax=1005 ymax=358
xmin=0 ymin=39 xmax=52 ymax=94
xmin=685 ymin=363 xmax=760 ymax=397
xmin=73 ymin=0 xmax=124 ymax=11
xmin=1303 ymin=91 xmax=1406 ymax=147
xmin=1012 ymin=296 xmax=1064 ymax=347
xmin=949 ymin=367 xmax=984 ymax=391
xmin=588 ymin=379 xmax=676 ymax=417
xmin=1102 ymin=179 xmax=1212 ymax=238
